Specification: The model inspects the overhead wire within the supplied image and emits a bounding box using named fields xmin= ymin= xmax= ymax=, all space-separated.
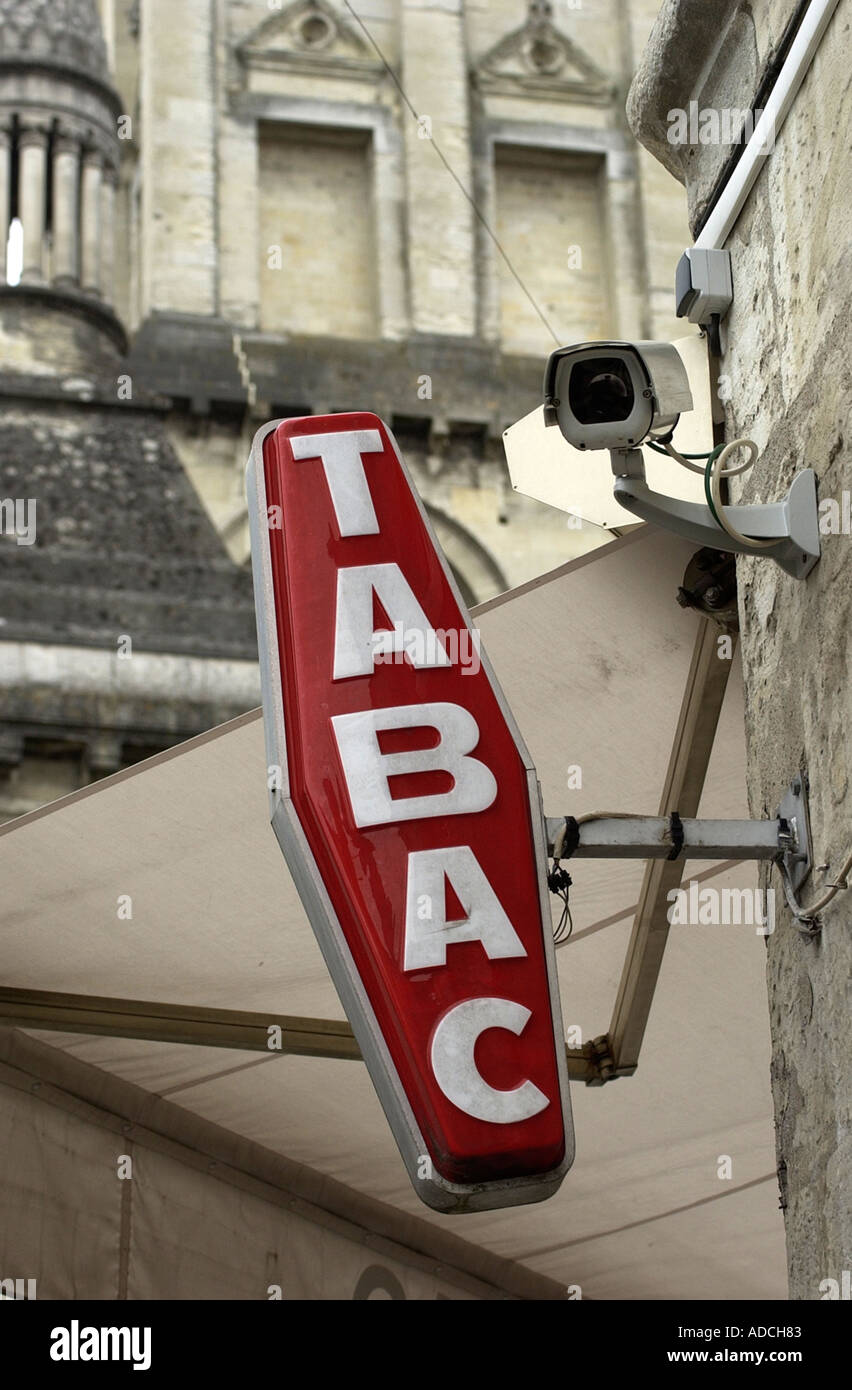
xmin=649 ymin=434 xmax=781 ymax=554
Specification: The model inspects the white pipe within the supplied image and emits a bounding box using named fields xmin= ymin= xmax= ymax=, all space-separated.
xmin=696 ymin=0 xmax=842 ymax=249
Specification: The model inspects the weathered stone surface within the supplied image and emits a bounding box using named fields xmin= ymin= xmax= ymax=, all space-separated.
xmin=0 ymin=0 xmax=109 ymax=79
xmin=0 ymin=288 xmax=126 ymax=374
xmin=0 ymin=400 xmax=256 ymax=657
xmin=629 ymin=0 xmax=852 ymax=1298
xmin=627 ymin=0 xmax=757 ymax=230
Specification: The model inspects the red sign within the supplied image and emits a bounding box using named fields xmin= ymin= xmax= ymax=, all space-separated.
xmin=247 ymin=413 xmax=573 ymax=1212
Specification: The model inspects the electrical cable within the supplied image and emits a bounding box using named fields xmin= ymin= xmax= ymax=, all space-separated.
xmin=651 ymin=431 xmax=784 ymax=553
xmin=550 ymin=872 xmax=573 ymax=946
xmin=342 ymin=0 xmax=562 ymax=347
xmin=648 ymin=437 xmax=749 ymax=481
xmin=550 ymin=811 xmax=644 ymax=863
xmin=647 ymin=439 xmax=719 ymax=476
xmin=668 ymin=440 xmax=724 ymax=476
xmin=705 ymin=440 xmax=779 ymax=549
xmin=777 ymin=844 xmax=852 ymax=929
xmin=549 ymin=813 xmax=645 ymax=946
xmin=548 ymin=830 xmax=574 ymax=944
xmin=646 ymin=440 xmax=715 ymax=460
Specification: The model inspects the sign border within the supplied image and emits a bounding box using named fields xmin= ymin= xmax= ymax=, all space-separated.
xmin=246 ymin=416 xmax=575 ymax=1213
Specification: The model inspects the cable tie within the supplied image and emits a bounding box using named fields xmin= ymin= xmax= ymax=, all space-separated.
xmin=668 ymin=811 xmax=685 ymax=861
xmin=561 ymin=816 xmax=580 ymax=859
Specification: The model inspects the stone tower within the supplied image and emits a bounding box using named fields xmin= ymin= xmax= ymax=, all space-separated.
xmin=0 ymin=0 xmax=123 ymax=367
xmin=0 ymin=0 xmax=258 ymax=819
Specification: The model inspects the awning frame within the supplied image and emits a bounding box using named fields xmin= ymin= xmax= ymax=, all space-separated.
xmin=3 ymin=621 xmax=805 ymax=1089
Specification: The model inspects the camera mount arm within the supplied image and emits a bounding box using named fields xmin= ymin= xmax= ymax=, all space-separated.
xmin=610 ymin=449 xmax=820 ymax=580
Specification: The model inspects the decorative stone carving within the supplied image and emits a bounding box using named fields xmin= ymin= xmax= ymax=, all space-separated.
xmin=0 ymin=0 xmax=109 ymax=80
xmin=235 ymin=0 xmax=382 ymax=83
xmin=474 ymin=0 xmax=612 ymax=105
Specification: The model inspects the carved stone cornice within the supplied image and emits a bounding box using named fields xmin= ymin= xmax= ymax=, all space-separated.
xmin=16 ymin=117 xmax=51 ymax=145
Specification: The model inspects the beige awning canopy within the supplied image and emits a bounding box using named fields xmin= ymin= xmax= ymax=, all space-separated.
xmin=0 ymin=528 xmax=785 ymax=1299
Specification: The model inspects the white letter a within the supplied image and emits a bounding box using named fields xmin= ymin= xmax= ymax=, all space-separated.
xmin=333 ymin=563 xmax=450 ymax=679
xmin=404 ymin=846 xmax=526 ymax=970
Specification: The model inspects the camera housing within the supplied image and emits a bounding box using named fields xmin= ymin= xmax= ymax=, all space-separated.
xmin=543 ymin=340 xmax=694 ymax=451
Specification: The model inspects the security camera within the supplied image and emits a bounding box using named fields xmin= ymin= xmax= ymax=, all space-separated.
xmin=542 ymin=340 xmax=694 ymax=451
xmin=538 ymin=337 xmax=820 ymax=581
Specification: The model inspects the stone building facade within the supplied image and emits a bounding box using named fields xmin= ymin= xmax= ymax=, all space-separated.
xmin=629 ymin=0 xmax=851 ymax=1298
xmin=0 ymin=0 xmax=690 ymax=818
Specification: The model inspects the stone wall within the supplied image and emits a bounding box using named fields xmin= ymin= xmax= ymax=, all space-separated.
xmin=629 ymin=0 xmax=852 ymax=1299
xmin=258 ymin=126 xmax=377 ymax=338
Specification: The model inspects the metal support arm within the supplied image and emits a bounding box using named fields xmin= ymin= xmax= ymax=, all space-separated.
xmin=545 ymin=777 xmax=812 ymax=886
xmin=545 ymin=814 xmax=791 ymax=862
xmin=611 ymin=456 xmax=820 ymax=580
xmin=0 ymin=986 xmax=595 ymax=1082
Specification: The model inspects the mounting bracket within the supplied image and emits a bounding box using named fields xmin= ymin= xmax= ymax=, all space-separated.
xmin=777 ymin=774 xmax=813 ymax=894
xmin=609 ymin=449 xmax=820 ymax=580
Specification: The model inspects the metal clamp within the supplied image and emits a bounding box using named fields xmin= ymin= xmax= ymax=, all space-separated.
xmin=667 ymin=811 xmax=684 ymax=861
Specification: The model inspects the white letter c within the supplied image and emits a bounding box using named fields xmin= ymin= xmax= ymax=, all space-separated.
xmin=430 ymin=998 xmax=549 ymax=1124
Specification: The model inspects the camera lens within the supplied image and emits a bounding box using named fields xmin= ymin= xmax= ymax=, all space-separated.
xmin=569 ymin=357 xmax=635 ymax=424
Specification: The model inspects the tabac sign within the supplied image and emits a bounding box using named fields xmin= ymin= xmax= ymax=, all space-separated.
xmin=246 ymin=413 xmax=574 ymax=1212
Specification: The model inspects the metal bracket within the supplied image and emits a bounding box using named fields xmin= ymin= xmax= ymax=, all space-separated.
xmin=676 ymin=548 xmax=738 ymax=626
xmin=585 ymin=1035 xmax=617 ymax=1088
xmin=545 ymin=813 xmax=794 ymax=862
xmin=610 ymin=452 xmax=820 ymax=580
xmin=546 ymin=778 xmax=816 ymax=936
xmin=777 ymin=774 xmax=813 ymax=894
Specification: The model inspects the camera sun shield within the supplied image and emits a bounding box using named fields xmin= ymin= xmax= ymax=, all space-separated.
xmin=506 ymin=333 xmax=712 ymax=531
